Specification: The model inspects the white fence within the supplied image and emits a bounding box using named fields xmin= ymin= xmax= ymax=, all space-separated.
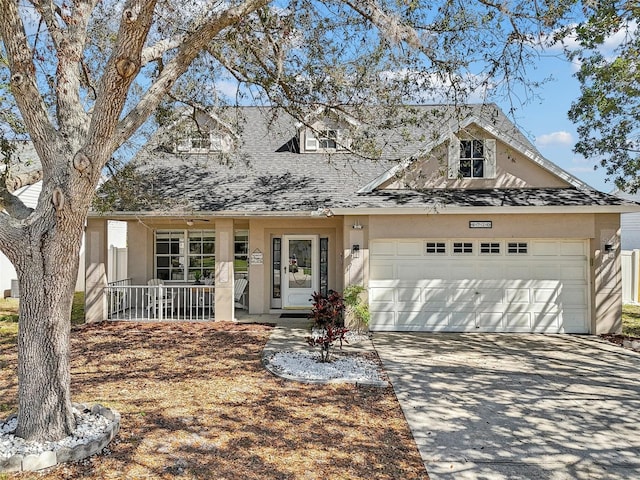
xmin=106 ymin=282 xmax=215 ymax=321
xmin=622 ymin=250 xmax=640 ymax=304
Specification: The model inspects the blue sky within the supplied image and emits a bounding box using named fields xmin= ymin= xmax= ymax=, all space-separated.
xmin=503 ymin=48 xmax=612 ymax=193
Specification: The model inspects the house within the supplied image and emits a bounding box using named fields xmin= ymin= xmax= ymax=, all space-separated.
xmin=85 ymin=104 xmax=640 ymax=333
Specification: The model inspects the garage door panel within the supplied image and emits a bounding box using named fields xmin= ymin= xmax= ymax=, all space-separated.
xmin=533 ymin=313 xmax=561 ymax=333
xmin=423 ymin=287 xmax=448 ymax=304
xmin=396 ymin=241 xmax=423 ymax=255
xmin=370 ymin=263 xmax=394 ymax=280
xmin=369 ymin=239 xmax=589 ymax=333
xmin=533 ymin=287 xmax=559 ymax=304
xmin=476 ymin=288 xmax=504 ymax=304
xmin=370 ymin=287 xmax=394 ymax=303
xmin=477 ymin=313 xmax=503 ymax=330
xmin=506 ymin=288 xmax=531 ymax=304
xmin=397 ymin=287 xmax=421 ymax=302
xmin=371 ymin=241 xmax=396 ymax=256
xmin=505 ymin=312 xmax=531 ymax=329
xmin=396 ymin=263 xmax=425 ymax=281
xmin=561 ymin=242 xmax=586 ymax=256
xmin=451 ymin=312 xmax=476 ymax=328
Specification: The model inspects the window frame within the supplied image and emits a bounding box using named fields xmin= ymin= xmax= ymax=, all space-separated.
xmin=155 ymin=229 xmax=216 ymax=282
xmin=452 ymin=241 xmax=474 ymax=255
xmin=459 ymin=139 xmax=485 ymax=178
xmin=479 ymin=241 xmax=501 ymax=255
xmin=425 ymin=242 xmax=447 ymax=255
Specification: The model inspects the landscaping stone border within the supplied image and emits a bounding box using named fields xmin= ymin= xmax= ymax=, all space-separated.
xmin=262 ymin=355 xmax=389 ymax=388
xmin=0 ymin=403 xmax=120 ymax=473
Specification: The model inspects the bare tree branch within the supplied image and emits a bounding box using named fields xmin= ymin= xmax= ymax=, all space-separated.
xmin=113 ymin=0 xmax=270 ymax=148
xmin=0 ymin=0 xmax=60 ymax=169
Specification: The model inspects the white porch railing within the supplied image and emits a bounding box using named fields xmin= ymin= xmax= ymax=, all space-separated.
xmin=106 ymin=283 xmax=215 ymax=321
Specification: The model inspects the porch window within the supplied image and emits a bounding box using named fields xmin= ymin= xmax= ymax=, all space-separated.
xmin=188 ymin=231 xmax=216 ymax=282
xmin=235 ymin=230 xmax=249 ymax=278
xmin=155 ymin=230 xmax=215 ymax=282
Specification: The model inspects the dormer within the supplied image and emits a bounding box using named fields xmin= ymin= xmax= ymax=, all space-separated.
xmin=169 ymin=110 xmax=237 ymax=154
xmin=297 ymin=108 xmax=359 ymax=154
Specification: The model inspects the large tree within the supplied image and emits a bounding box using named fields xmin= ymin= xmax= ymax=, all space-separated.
xmin=0 ymin=0 xmax=576 ymax=443
xmin=567 ymin=1 xmax=639 ymax=192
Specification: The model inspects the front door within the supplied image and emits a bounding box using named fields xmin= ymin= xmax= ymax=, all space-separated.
xmin=282 ymin=235 xmax=318 ymax=308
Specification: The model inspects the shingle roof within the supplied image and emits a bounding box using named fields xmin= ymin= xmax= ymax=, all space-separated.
xmin=100 ymin=105 xmax=636 ymax=214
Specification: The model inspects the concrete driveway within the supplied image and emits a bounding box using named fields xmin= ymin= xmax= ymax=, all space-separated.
xmin=373 ymin=333 xmax=640 ymax=480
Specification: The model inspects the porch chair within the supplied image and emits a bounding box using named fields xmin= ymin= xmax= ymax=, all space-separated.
xmin=234 ymin=278 xmax=248 ymax=310
xmin=146 ymin=278 xmax=175 ymax=319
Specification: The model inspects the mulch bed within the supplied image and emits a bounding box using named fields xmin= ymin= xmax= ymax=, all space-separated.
xmin=0 ymin=321 xmax=429 ymax=479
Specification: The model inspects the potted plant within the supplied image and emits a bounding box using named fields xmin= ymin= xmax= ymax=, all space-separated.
xmin=193 ymin=270 xmax=202 ymax=285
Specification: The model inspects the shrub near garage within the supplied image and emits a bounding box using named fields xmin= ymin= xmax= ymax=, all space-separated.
xmin=306 ymin=291 xmax=349 ymax=363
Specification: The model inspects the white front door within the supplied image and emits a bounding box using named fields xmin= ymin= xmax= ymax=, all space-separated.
xmin=282 ymin=235 xmax=319 ymax=309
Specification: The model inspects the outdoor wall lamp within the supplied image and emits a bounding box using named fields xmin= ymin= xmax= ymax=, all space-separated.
xmin=352 ymin=244 xmax=360 ymax=258
xmin=604 ymin=243 xmax=614 ymax=253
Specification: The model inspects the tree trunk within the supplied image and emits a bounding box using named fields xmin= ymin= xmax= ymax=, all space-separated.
xmin=12 ymin=204 xmax=85 ymax=442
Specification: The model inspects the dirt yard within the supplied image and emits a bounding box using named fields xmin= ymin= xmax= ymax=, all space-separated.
xmin=0 ymin=321 xmax=428 ymax=479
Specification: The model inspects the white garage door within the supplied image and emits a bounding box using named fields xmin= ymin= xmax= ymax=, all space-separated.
xmin=369 ymin=239 xmax=589 ymax=333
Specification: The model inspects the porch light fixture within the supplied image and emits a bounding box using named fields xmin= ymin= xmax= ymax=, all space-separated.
xmin=352 ymin=220 xmax=363 ymax=229
xmin=604 ymin=243 xmax=614 ymax=253
xmin=352 ymin=244 xmax=360 ymax=258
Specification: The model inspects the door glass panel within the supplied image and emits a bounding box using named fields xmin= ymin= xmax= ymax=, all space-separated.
xmin=288 ymin=239 xmax=312 ymax=289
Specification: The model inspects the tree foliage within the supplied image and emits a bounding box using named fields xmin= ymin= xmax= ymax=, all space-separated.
xmin=567 ymin=1 xmax=640 ymax=192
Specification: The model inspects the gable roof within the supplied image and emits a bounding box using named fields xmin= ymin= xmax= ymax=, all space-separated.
xmin=358 ymin=110 xmax=591 ymax=193
xmin=96 ymin=105 xmax=640 ymax=217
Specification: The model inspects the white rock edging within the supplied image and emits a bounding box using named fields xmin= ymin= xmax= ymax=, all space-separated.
xmin=0 ymin=403 xmax=120 ymax=473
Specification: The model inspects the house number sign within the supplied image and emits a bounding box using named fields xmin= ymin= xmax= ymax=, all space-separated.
xmin=469 ymin=221 xmax=492 ymax=229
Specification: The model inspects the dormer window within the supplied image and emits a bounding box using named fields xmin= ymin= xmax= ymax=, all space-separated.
xmin=303 ymin=127 xmax=350 ymax=153
xmin=319 ymin=130 xmax=338 ymax=149
xmin=175 ymin=132 xmax=224 ymax=154
xmin=448 ymin=136 xmax=497 ymax=179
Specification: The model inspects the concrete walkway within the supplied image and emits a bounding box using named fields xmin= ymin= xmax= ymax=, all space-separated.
xmin=373 ymin=333 xmax=640 ymax=480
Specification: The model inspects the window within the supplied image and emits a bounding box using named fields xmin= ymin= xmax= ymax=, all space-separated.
xmin=188 ymin=231 xmax=216 ymax=282
xmin=272 ymin=238 xmax=281 ymax=299
xmin=319 ymin=130 xmax=337 ymax=149
xmin=508 ymin=242 xmax=528 ymax=254
xmin=155 ymin=230 xmax=215 ymax=282
xmin=426 ymin=242 xmax=446 ymax=254
xmin=156 ymin=231 xmax=185 ymax=281
xmin=304 ymin=126 xmax=350 ymax=152
xmin=176 ymin=132 xmax=223 ymax=153
xmin=234 ymin=230 xmax=249 ymax=278
xmin=460 ymin=140 xmax=485 ymax=178
xmin=453 ymin=242 xmax=473 ymax=254
xmin=448 ymin=137 xmax=496 ymax=179
xmin=480 ymin=242 xmax=501 ymax=254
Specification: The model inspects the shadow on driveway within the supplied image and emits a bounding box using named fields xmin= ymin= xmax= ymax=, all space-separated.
xmin=373 ymin=333 xmax=640 ymax=480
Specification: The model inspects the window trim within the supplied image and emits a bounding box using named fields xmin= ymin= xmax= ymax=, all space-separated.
xmin=452 ymin=241 xmax=474 ymax=255
xmin=155 ymin=229 xmax=216 ymax=282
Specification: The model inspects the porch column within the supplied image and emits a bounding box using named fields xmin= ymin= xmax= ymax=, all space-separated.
xmin=85 ymin=218 xmax=108 ymax=323
xmin=215 ymin=219 xmax=234 ymax=321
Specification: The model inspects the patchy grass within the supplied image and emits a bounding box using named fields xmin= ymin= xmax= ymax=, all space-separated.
xmin=0 ymin=292 xmax=84 ymax=327
xmin=0 ymin=298 xmax=19 ymax=323
xmin=1 ymin=322 xmax=428 ymax=479
xmin=622 ymin=304 xmax=640 ymax=337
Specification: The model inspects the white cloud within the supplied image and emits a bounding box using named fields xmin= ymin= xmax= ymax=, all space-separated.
xmin=535 ymin=131 xmax=573 ymax=147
